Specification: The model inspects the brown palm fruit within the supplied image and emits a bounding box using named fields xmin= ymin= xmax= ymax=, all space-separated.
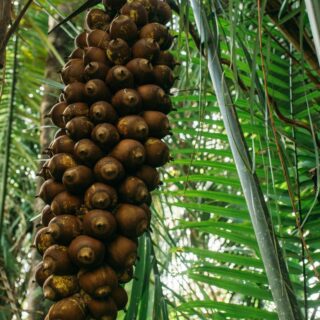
xmin=86 ymin=8 xmax=110 ymax=30
xmin=130 ymin=0 xmax=158 ymax=17
xmin=85 ymin=79 xmax=111 ymax=103
xmin=35 ymin=262 xmax=51 ymax=287
xmin=49 ymin=135 xmax=76 ymax=155
xmin=84 ymin=183 xmax=118 ymax=210
xmin=84 ymin=62 xmax=110 ymax=81
xmin=136 ymin=165 xmax=160 ymax=191
xmin=51 ymin=191 xmax=83 ymax=216
xmin=87 ymin=29 xmax=111 ymax=50
xmin=37 ymin=160 xmax=52 ymax=180
xmin=62 ymin=165 xmax=94 ymax=194
xmin=110 ymin=15 xmax=138 ymax=45
xmin=38 ymin=179 xmax=66 ymax=204
xmin=140 ymin=203 xmax=152 ymax=222
xmin=89 ymin=101 xmax=118 ymax=124
xmin=141 ymin=110 xmax=170 ymax=138
xmin=111 ymin=139 xmax=145 ymax=170
xmin=154 ymin=50 xmax=178 ymax=69
xmin=69 ymin=48 xmax=84 ymax=59
xmin=48 ymin=102 xmax=67 ymax=128
xmin=161 ymin=32 xmax=175 ymax=50
xmin=47 ymin=153 xmax=77 ymax=181
xmin=35 ymin=227 xmax=56 ymax=255
xmin=43 ymin=245 xmax=76 ymax=275
xmin=75 ymin=31 xmax=88 ymax=49
xmin=119 ymin=177 xmax=150 ymax=204
xmin=153 ymin=64 xmax=175 ymax=90
xmin=91 ymin=123 xmax=120 ymax=150
xmin=105 ymin=66 xmax=134 ymax=92
xmin=61 ymin=59 xmax=85 ymax=85
xmin=94 ymin=156 xmax=125 ymax=185
xmin=41 ymin=205 xmax=55 ymax=227
xmin=139 ymin=22 xmax=169 ymax=48
xmin=87 ymin=297 xmax=117 ymax=320
xmin=64 ymin=82 xmax=86 ymax=103
xmin=102 ymin=0 xmax=126 ymax=12
xmin=63 ymin=103 xmax=89 ymax=123
xmin=116 ymin=266 xmax=134 ymax=284
xmin=84 ymin=47 xmax=108 ymax=65
xmin=47 ymin=215 xmax=82 ymax=244
xmin=43 ymin=275 xmax=79 ymax=301
xmin=79 ymin=265 xmax=118 ymax=298
xmin=74 ymin=139 xmax=104 ymax=167
xmin=111 ymin=286 xmax=128 ymax=310
xmin=155 ymin=0 xmax=172 ymax=24
xmin=132 ymin=38 xmax=160 ymax=61
xmin=107 ymin=235 xmax=138 ymax=269
xmin=144 ymin=137 xmax=170 ymax=167
xmin=66 ymin=116 xmax=94 ymax=141
xmin=121 ymin=1 xmax=148 ymax=26
xmin=117 ymin=115 xmax=149 ymax=141
xmin=126 ymin=58 xmax=154 ymax=84
xmin=107 ymin=39 xmax=131 ymax=65
xmin=83 ymin=210 xmax=116 ymax=240
xmin=115 ymin=204 xmax=149 ymax=237
xmin=112 ymin=89 xmax=142 ymax=116
xmin=68 ymin=235 xmax=105 ymax=268
xmin=47 ymin=296 xmax=87 ymax=320
xmin=54 ymin=128 xmax=67 ymax=139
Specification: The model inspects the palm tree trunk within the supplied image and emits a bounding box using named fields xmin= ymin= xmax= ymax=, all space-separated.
xmin=189 ymin=1 xmax=303 ymax=319
xmin=0 ymin=0 xmax=11 ymax=68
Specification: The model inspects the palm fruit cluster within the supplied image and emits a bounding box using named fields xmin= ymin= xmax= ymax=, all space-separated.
xmin=34 ymin=1 xmax=177 ymax=319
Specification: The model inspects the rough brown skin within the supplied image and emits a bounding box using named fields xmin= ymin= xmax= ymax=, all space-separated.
xmin=107 ymin=38 xmax=131 ymax=65
xmin=35 ymin=227 xmax=56 ymax=256
xmin=110 ymin=15 xmax=138 ymax=44
xmin=79 ymin=265 xmax=118 ymax=298
xmin=89 ymin=101 xmax=118 ymax=124
xmin=83 ymin=209 xmax=116 ymax=240
xmin=121 ymin=1 xmax=149 ymax=26
xmin=87 ymin=29 xmax=111 ymax=50
xmin=47 ymin=296 xmax=87 ymax=320
xmin=111 ymin=89 xmax=142 ymax=116
xmin=35 ymin=262 xmax=51 ymax=287
xmin=49 ymin=135 xmax=75 ymax=155
xmin=85 ymin=79 xmax=111 ymax=103
xmin=48 ymin=102 xmax=68 ymax=128
xmin=66 ymin=116 xmax=94 ymax=141
xmin=84 ymin=62 xmax=110 ymax=81
xmin=111 ymin=139 xmax=145 ymax=170
xmin=84 ymin=47 xmax=109 ymax=65
xmin=63 ymin=103 xmax=90 ymax=122
xmin=84 ymin=183 xmax=118 ymax=210
xmin=64 ymin=82 xmax=86 ymax=104
xmin=43 ymin=245 xmax=77 ymax=275
xmin=68 ymin=235 xmax=105 ymax=268
xmin=47 ymin=153 xmax=77 ymax=181
xmin=144 ymin=137 xmax=170 ymax=167
xmin=107 ymin=235 xmax=138 ymax=269
xmin=74 ymin=139 xmax=103 ymax=167
xmin=38 ymin=179 xmax=66 ymax=204
xmin=87 ymin=297 xmax=118 ymax=320
xmin=141 ymin=110 xmax=170 ymax=138
xmin=140 ymin=22 xmax=169 ymax=47
xmin=111 ymin=286 xmax=128 ymax=310
xmin=86 ymin=8 xmax=110 ymax=31
xmin=61 ymin=59 xmax=86 ymax=85
xmin=115 ymin=203 xmax=149 ymax=237
xmin=41 ymin=205 xmax=55 ymax=227
xmin=106 ymin=65 xmax=134 ymax=92
xmin=126 ymin=58 xmax=154 ymax=84
xmin=136 ymin=164 xmax=161 ymax=190
xmin=51 ymin=191 xmax=83 ymax=216
xmin=91 ymin=123 xmax=120 ymax=150
xmin=132 ymin=38 xmax=160 ymax=61
xmin=94 ymin=156 xmax=125 ymax=185
xmin=118 ymin=177 xmax=150 ymax=204
xmin=43 ymin=274 xmax=79 ymax=301
xmin=75 ymin=31 xmax=88 ymax=49
xmin=116 ymin=115 xmax=149 ymax=141
xmin=62 ymin=165 xmax=94 ymax=193
xmin=47 ymin=215 xmax=83 ymax=244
